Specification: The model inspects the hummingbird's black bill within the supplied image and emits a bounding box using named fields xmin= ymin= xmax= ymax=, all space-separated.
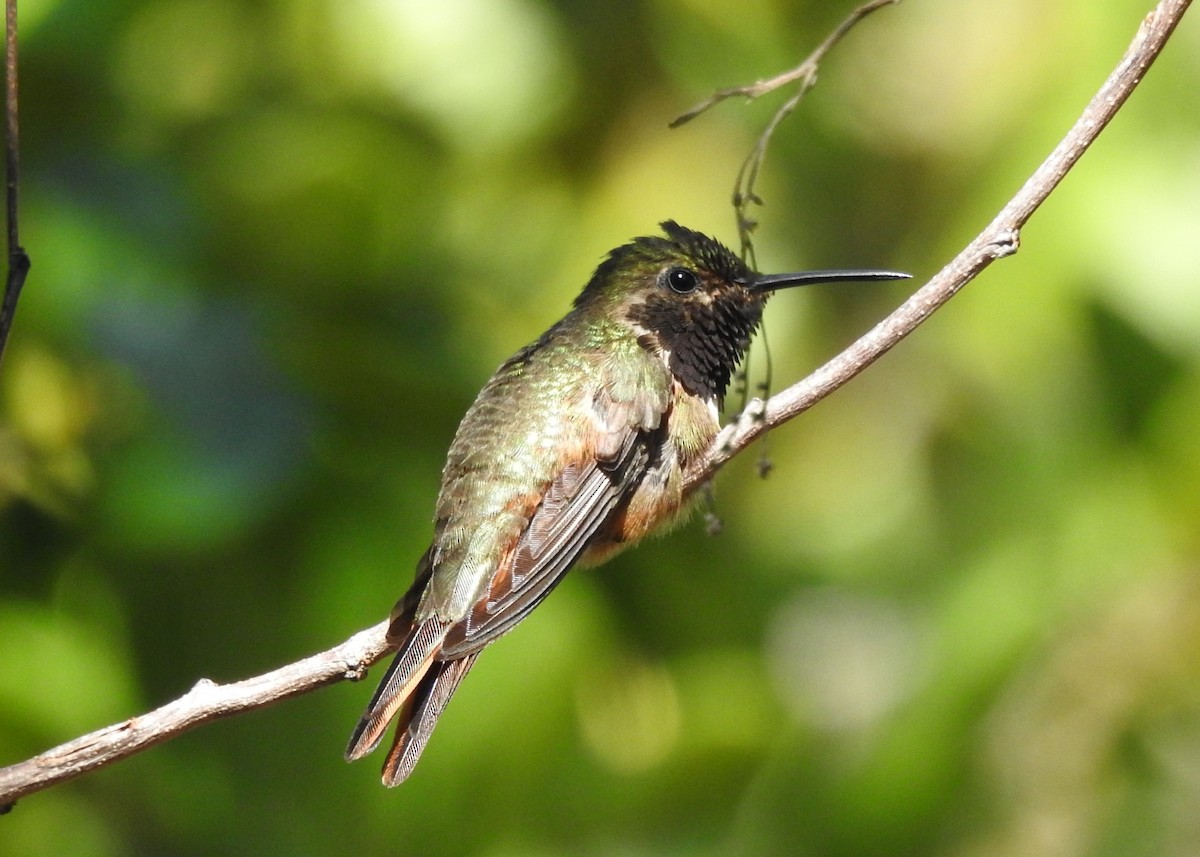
xmin=749 ymin=270 xmax=912 ymax=292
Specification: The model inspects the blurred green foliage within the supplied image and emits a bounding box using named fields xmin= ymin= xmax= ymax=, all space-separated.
xmin=2 ymin=0 xmax=1200 ymax=854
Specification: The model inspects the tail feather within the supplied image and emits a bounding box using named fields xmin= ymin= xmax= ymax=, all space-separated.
xmin=345 ymin=617 xmax=449 ymax=762
xmin=380 ymin=653 xmax=479 ymax=786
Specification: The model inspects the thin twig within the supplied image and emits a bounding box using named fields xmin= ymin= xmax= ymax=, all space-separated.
xmin=0 ymin=0 xmax=1191 ymax=811
xmin=0 ymin=0 xmax=29 ymax=365
xmin=668 ymin=0 xmax=900 ymax=127
xmin=671 ymin=0 xmax=901 ymax=260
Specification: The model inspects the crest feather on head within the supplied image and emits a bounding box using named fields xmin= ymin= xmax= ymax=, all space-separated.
xmin=577 ymin=222 xmax=750 ymax=306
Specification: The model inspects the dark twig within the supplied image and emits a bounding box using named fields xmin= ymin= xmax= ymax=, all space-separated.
xmin=0 ymin=0 xmax=29 ymax=365
xmin=671 ymin=0 xmax=901 ymax=261
xmin=0 ymin=0 xmax=1191 ymax=811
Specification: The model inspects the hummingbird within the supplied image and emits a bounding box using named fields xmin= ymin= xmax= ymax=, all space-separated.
xmin=346 ymin=221 xmax=908 ymax=785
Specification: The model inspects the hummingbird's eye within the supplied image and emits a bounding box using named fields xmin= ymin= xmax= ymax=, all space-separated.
xmin=663 ymin=267 xmax=700 ymax=294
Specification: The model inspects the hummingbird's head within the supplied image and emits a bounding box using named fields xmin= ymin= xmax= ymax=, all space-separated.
xmin=577 ymin=221 xmax=908 ymax=401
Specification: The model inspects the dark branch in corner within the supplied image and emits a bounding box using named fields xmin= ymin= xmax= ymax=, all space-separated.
xmin=0 ymin=0 xmax=1191 ymax=813
xmin=0 ymin=0 xmax=29 ymax=365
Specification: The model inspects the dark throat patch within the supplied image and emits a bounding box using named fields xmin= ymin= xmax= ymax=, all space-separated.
xmin=628 ymin=291 xmax=763 ymax=400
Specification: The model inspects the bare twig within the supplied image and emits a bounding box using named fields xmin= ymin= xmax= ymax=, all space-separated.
xmin=0 ymin=0 xmax=29 ymax=365
xmin=0 ymin=0 xmax=1190 ymax=811
xmin=669 ymin=0 xmax=900 ymax=127
xmin=0 ymin=621 xmax=393 ymax=811
xmin=671 ymin=0 xmax=901 ymax=261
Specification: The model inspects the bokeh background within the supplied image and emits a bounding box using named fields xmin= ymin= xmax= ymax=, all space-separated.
xmin=2 ymin=0 xmax=1200 ymax=854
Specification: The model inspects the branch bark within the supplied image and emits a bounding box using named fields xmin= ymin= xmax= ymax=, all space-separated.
xmin=1 ymin=622 xmax=392 ymax=811
xmin=0 ymin=0 xmax=1191 ymax=812
xmin=0 ymin=0 xmax=30 ymax=366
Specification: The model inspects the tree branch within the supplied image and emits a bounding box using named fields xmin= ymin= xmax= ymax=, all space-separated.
xmin=684 ymin=0 xmax=1192 ymax=492
xmin=0 ymin=0 xmax=1190 ymax=812
xmin=0 ymin=0 xmax=29 ymax=366
xmin=0 ymin=621 xmax=393 ymax=811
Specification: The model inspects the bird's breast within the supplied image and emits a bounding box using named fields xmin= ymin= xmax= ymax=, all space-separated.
xmin=583 ymin=383 xmax=719 ymax=564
